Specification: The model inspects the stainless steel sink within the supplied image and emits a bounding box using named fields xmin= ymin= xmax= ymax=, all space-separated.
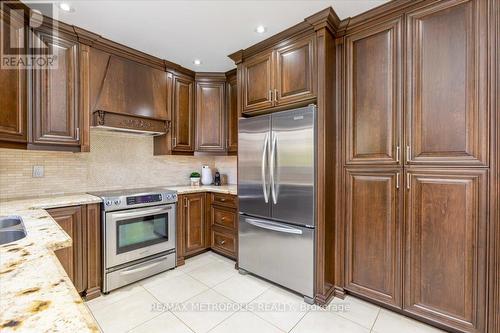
xmin=0 ymin=230 xmax=26 ymax=244
xmin=0 ymin=216 xmax=26 ymax=245
xmin=0 ymin=217 xmax=22 ymax=228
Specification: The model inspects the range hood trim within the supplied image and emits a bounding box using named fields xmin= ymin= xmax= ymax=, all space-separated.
xmin=92 ymin=110 xmax=170 ymax=136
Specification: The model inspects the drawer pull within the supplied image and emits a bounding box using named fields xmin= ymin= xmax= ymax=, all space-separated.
xmin=221 ymin=217 xmax=226 ymax=221
xmin=219 ymin=198 xmax=226 ymax=202
xmin=218 ymin=240 xmax=226 ymax=245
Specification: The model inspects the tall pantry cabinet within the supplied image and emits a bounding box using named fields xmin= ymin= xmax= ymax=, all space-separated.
xmin=342 ymin=0 xmax=491 ymax=332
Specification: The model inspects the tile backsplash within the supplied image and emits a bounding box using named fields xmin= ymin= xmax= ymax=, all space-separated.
xmin=0 ymin=130 xmax=237 ymax=200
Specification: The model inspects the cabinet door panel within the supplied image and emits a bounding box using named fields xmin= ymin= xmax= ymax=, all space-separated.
xmin=32 ymin=30 xmax=80 ymax=146
xmin=47 ymin=206 xmax=84 ymax=293
xmin=226 ymin=73 xmax=238 ymax=153
xmin=195 ymin=81 xmax=225 ymax=152
xmin=172 ymin=74 xmax=194 ymax=152
xmin=346 ymin=18 xmax=402 ymax=165
xmin=405 ymin=169 xmax=487 ymax=332
xmin=241 ymin=51 xmax=273 ymax=114
xmin=275 ymin=35 xmax=316 ymax=107
xmin=345 ymin=169 xmax=402 ymax=308
xmin=184 ymin=193 xmax=206 ymax=256
xmin=406 ymin=0 xmax=488 ymax=165
xmin=0 ymin=9 xmax=27 ymax=144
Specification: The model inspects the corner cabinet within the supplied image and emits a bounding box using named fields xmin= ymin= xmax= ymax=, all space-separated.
xmin=179 ymin=193 xmax=209 ymax=258
xmin=30 ymin=28 xmax=82 ymax=150
xmin=171 ymin=73 xmax=195 ymax=154
xmin=195 ymin=77 xmax=226 ymax=153
xmin=241 ymin=34 xmax=316 ymax=115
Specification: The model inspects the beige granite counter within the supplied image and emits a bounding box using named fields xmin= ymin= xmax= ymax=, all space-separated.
xmin=0 ymin=187 xmax=236 ymax=332
xmin=165 ymin=184 xmax=237 ymax=195
xmin=0 ymin=194 xmax=102 ymax=332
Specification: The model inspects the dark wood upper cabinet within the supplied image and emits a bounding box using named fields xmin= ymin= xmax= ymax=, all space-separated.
xmin=241 ymin=50 xmax=274 ymax=114
xmin=345 ymin=168 xmax=402 ymax=308
xmin=404 ymin=168 xmax=487 ymax=333
xmin=240 ymin=35 xmax=317 ymax=115
xmin=0 ymin=9 xmax=27 ymax=147
xmin=226 ymin=71 xmax=238 ymax=154
xmin=171 ymin=73 xmax=195 ymax=153
xmin=345 ymin=17 xmax=402 ymax=165
xmin=195 ymin=78 xmax=226 ymax=152
xmin=274 ymin=34 xmax=316 ymax=107
xmin=31 ymin=29 xmax=81 ymax=148
xmin=405 ymin=0 xmax=489 ymax=166
xmin=47 ymin=206 xmax=85 ymax=293
xmin=183 ymin=193 xmax=207 ymax=256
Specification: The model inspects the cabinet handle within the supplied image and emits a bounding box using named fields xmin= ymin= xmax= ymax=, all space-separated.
xmin=219 ymin=198 xmax=226 ymax=202
xmin=218 ymin=240 xmax=226 ymax=245
xmin=269 ymin=90 xmax=273 ymax=101
xmin=274 ymin=89 xmax=278 ymax=101
xmin=406 ymin=145 xmax=411 ymax=164
xmin=396 ymin=146 xmax=400 ymax=163
xmin=184 ymin=197 xmax=188 ymax=208
xmin=76 ymin=128 xmax=80 ymax=141
xmin=173 ymin=137 xmax=177 ymax=147
xmin=396 ymin=173 xmax=400 ymax=189
xmin=221 ymin=217 xmax=226 ymax=221
xmin=406 ymin=173 xmax=411 ymax=190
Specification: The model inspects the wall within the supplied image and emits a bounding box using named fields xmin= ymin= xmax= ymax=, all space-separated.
xmin=0 ymin=130 xmax=237 ymax=200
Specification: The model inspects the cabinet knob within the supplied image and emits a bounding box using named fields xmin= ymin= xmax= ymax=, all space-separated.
xmin=221 ymin=217 xmax=226 ymax=221
xmin=218 ymin=240 xmax=226 ymax=245
xmin=220 ymin=198 xmax=226 ymax=202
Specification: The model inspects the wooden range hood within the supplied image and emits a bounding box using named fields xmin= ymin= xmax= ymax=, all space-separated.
xmin=91 ymin=52 xmax=170 ymax=136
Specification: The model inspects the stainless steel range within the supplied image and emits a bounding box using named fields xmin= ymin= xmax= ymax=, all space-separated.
xmin=90 ymin=187 xmax=177 ymax=293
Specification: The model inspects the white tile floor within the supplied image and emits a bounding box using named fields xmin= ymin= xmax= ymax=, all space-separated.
xmin=86 ymin=251 xmax=445 ymax=333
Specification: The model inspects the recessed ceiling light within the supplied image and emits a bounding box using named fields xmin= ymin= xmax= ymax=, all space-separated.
xmin=193 ymin=59 xmax=202 ymax=66
xmin=255 ymin=25 xmax=267 ymax=34
xmin=59 ymin=3 xmax=73 ymax=12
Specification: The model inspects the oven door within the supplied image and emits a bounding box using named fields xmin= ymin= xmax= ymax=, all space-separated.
xmin=105 ymin=204 xmax=176 ymax=269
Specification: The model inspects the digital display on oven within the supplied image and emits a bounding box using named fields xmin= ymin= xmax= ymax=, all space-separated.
xmin=126 ymin=194 xmax=162 ymax=205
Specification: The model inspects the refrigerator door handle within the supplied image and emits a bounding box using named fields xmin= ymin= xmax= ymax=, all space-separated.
xmin=261 ymin=133 xmax=270 ymax=203
xmin=270 ymin=133 xmax=278 ymax=204
xmin=245 ymin=218 xmax=303 ymax=235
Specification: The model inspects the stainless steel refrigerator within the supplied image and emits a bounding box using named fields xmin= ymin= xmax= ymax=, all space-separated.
xmin=238 ymin=105 xmax=316 ymax=303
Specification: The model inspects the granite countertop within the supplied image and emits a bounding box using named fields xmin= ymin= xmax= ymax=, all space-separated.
xmin=0 ymin=186 xmax=236 ymax=332
xmin=165 ymin=184 xmax=237 ymax=195
xmin=0 ymin=194 xmax=102 ymax=332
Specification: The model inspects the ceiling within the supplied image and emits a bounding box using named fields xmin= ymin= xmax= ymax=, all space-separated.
xmin=25 ymin=0 xmax=389 ymax=72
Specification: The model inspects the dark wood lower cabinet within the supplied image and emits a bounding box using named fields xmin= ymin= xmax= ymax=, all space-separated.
xmin=48 ymin=206 xmax=85 ymax=293
xmin=345 ymin=168 xmax=402 ymax=309
xmin=180 ymin=193 xmax=209 ymax=257
xmin=48 ymin=204 xmax=101 ymax=299
xmin=404 ymin=168 xmax=487 ymax=333
xmin=176 ymin=192 xmax=237 ymax=265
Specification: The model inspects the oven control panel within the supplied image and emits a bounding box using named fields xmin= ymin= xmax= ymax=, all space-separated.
xmin=96 ymin=189 xmax=178 ymax=211
xmin=127 ymin=194 xmax=163 ymax=206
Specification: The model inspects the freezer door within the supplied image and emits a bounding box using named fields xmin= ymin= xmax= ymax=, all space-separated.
xmin=239 ymin=215 xmax=314 ymax=298
xmin=238 ymin=115 xmax=271 ymax=218
xmin=270 ymin=106 xmax=315 ymax=226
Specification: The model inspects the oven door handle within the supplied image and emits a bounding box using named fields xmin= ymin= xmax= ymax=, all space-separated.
xmin=120 ymin=255 xmax=169 ymax=275
xmin=111 ymin=206 xmax=172 ymax=220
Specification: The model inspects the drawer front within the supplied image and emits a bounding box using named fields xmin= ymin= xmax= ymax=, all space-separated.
xmin=212 ymin=193 xmax=237 ymax=208
xmin=211 ymin=230 xmax=236 ymax=258
xmin=212 ymin=207 xmax=236 ymax=230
